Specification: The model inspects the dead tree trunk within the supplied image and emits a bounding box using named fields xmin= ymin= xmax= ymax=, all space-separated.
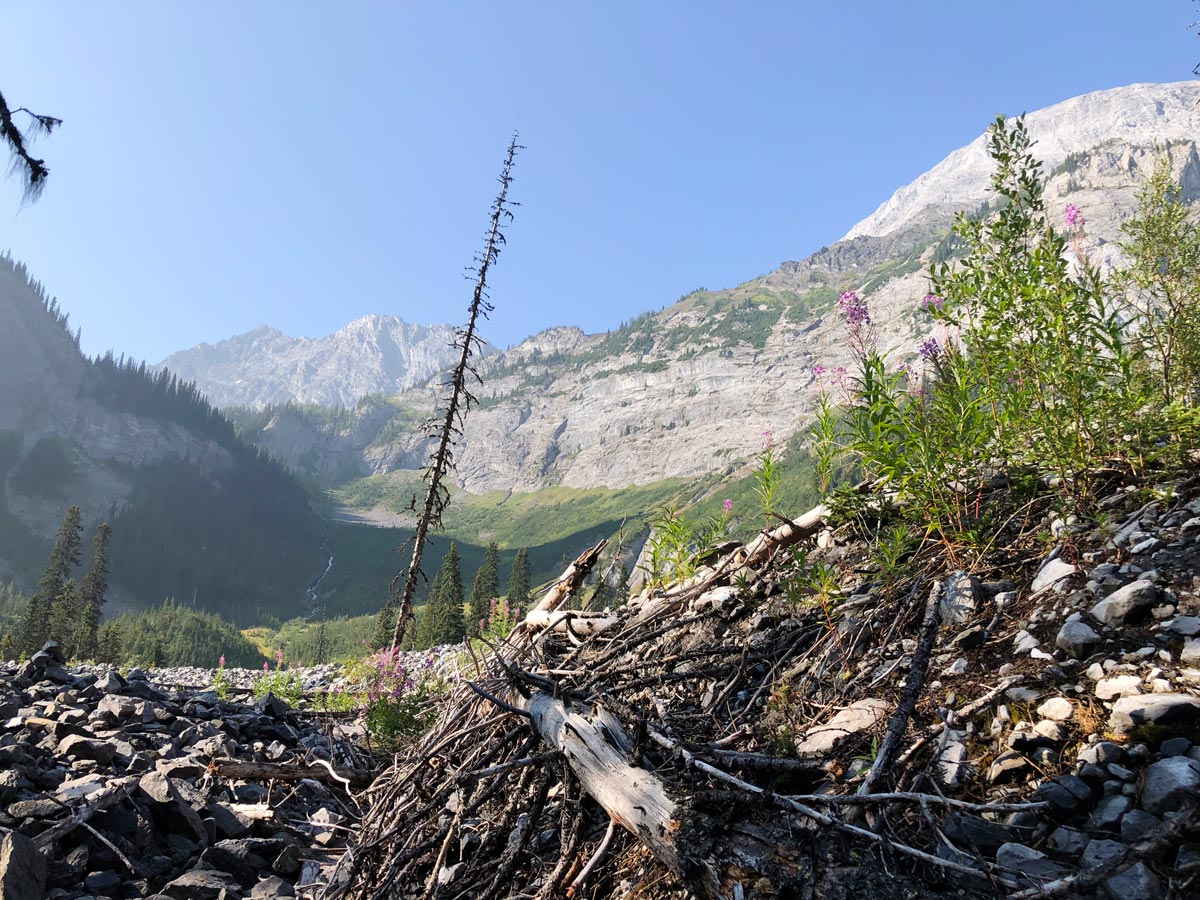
xmin=519 ymin=690 xmax=812 ymax=899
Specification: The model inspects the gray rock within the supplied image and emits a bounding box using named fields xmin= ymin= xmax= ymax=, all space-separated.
xmin=1048 ymin=826 xmax=1089 ymax=855
xmin=1139 ymin=756 xmax=1200 ymax=815
xmin=1090 ymin=580 xmax=1159 ymax=627
xmin=1159 ymin=737 xmax=1191 ymax=757
xmin=161 ymin=866 xmax=244 ymax=900
xmin=1182 ymin=638 xmax=1200 ymax=666
xmin=1106 ymin=862 xmax=1162 ymax=900
xmin=1078 ymin=741 xmax=1123 ymax=766
xmin=1095 ymin=675 xmax=1142 ymax=700
xmin=1037 ymin=697 xmax=1074 ymax=721
xmin=57 ymin=733 xmax=115 ymax=764
xmin=94 ymin=669 xmax=126 ymax=693
xmin=1167 ymin=615 xmax=1200 ymax=637
xmin=988 ymin=751 xmax=1030 ymax=784
xmin=994 ymin=842 xmax=1071 ymax=882
xmin=250 ymin=875 xmax=295 ymax=898
xmin=942 ymin=813 xmax=1025 ymax=852
xmin=1120 ymin=809 xmax=1161 ymax=843
xmin=1032 ymin=558 xmax=1077 ymax=595
xmin=1108 ymin=693 xmax=1200 ymax=734
xmin=0 ymin=831 xmax=46 ymax=900
xmin=1057 ymin=616 xmax=1101 ymax=659
xmin=939 ymin=572 xmax=980 ymax=627
xmin=795 ymin=699 xmax=889 ymax=755
xmin=936 ymin=740 xmax=970 ymax=788
xmin=1033 ymin=719 xmax=1069 ymax=742
xmin=1087 ymin=794 xmax=1131 ymax=831
xmin=139 ymin=772 xmax=209 ymax=846
xmin=8 ymin=797 xmax=64 ymax=819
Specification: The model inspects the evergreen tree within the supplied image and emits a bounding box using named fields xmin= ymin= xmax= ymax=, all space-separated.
xmin=417 ymin=568 xmax=443 ymax=649
xmin=0 ymin=630 xmax=14 ymax=661
xmin=48 ymin=579 xmax=85 ymax=658
xmin=507 ymin=547 xmax=531 ymax=610
xmin=615 ymin=561 xmax=630 ymax=604
xmin=21 ymin=505 xmax=82 ymax=654
xmin=97 ymin=621 xmax=122 ymax=664
xmin=314 ymin=619 xmax=329 ymax=665
xmin=372 ymin=597 xmax=398 ymax=651
xmin=468 ymin=543 xmax=500 ymax=634
xmin=78 ymin=522 xmax=111 ymax=659
xmin=430 ymin=544 xmax=465 ymax=646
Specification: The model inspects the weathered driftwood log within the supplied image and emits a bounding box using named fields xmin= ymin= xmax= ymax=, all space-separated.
xmin=33 ymin=776 xmax=138 ymax=850
xmin=521 ymin=608 xmax=619 ymax=636
xmin=518 ymin=690 xmax=811 ymax=900
xmin=526 ymin=540 xmax=607 ymax=617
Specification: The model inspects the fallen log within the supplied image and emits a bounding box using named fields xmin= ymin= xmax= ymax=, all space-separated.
xmin=209 ymin=759 xmax=374 ymax=789
xmin=518 ymin=690 xmax=812 ymax=899
xmin=33 ymin=776 xmax=138 ymax=850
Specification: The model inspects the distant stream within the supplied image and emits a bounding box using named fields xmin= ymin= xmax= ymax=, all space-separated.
xmin=307 ymin=541 xmax=334 ymax=614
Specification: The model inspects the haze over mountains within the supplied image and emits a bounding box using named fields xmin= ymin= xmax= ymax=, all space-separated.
xmin=158 ymin=315 xmax=489 ymax=410
xmin=209 ymin=81 xmax=1200 ymax=498
xmin=5 ymin=80 xmax=1200 ymax=622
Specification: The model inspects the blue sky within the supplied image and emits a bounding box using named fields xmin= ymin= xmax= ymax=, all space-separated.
xmin=2 ymin=3 xmax=1197 ymax=363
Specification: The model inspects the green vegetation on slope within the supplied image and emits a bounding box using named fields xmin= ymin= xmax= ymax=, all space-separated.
xmin=98 ymin=599 xmax=267 ymax=669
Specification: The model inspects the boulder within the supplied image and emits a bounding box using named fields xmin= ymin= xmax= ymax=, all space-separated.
xmin=1139 ymin=756 xmax=1200 ymax=816
xmin=0 ymin=832 xmax=46 ymax=900
xmin=1107 ymin=693 xmax=1200 ymax=735
xmin=1090 ymin=580 xmax=1159 ymax=627
xmin=1056 ymin=616 xmax=1101 ymax=659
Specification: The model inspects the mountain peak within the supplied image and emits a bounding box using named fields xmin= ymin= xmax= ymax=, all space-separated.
xmin=844 ymin=81 xmax=1200 ymax=241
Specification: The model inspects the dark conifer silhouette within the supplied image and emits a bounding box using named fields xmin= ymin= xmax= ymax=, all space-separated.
xmin=0 ymin=89 xmax=60 ymax=202
xmin=468 ymin=542 xmax=500 ymax=633
xmin=389 ymin=134 xmax=521 ymax=648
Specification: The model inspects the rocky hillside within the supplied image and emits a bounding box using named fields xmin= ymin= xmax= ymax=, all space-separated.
xmin=0 ymin=255 xmax=323 ymax=622
xmin=159 ymin=315 xmax=494 ymax=410
xmin=231 ymin=81 xmax=1200 ymax=502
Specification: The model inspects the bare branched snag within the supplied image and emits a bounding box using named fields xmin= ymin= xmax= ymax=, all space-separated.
xmin=0 ymin=89 xmax=61 ymax=202
xmin=388 ymin=134 xmax=522 ymax=650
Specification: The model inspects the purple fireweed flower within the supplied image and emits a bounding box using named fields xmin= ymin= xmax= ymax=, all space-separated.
xmin=275 ymin=649 xmax=283 ymax=666
xmin=218 ymin=655 xmax=225 ymax=668
xmin=762 ymin=429 xmax=775 ymax=448
xmin=723 ymin=498 xmax=733 ymax=513
xmin=263 ymin=662 xmax=270 ymax=673
xmin=838 ymin=290 xmax=870 ymax=325
xmin=919 ymin=337 xmax=941 ymax=360
xmin=1065 ymin=204 xmax=1083 ymax=227
xmin=921 ymin=293 xmax=945 ymax=311
xmin=812 ymin=364 xmax=825 ymax=376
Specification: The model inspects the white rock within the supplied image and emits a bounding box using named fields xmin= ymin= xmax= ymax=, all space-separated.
xmin=1037 ymin=697 xmax=1075 ymax=722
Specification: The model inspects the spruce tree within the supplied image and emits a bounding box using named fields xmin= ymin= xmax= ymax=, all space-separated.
xmin=48 ymin=579 xmax=84 ymax=658
xmin=21 ymin=505 xmax=82 ymax=654
xmin=78 ymin=523 xmax=111 ymax=659
xmin=615 ymin=561 xmax=630 ymax=603
xmin=372 ymin=597 xmax=398 ymax=651
xmin=468 ymin=543 xmax=500 ymax=634
xmin=431 ymin=544 xmax=466 ymax=646
xmin=507 ymin=547 xmax=531 ymax=610
xmin=97 ymin=621 xmax=123 ymax=664
xmin=314 ymin=619 xmax=329 ymax=665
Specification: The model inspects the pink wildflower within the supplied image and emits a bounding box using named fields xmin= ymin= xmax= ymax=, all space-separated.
xmin=263 ymin=662 xmax=270 ymax=673
xmin=275 ymin=649 xmax=284 ymax=667
xmin=218 ymin=655 xmax=225 ymax=668
xmin=723 ymin=498 xmax=733 ymax=513
xmin=1065 ymin=204 xmax=1083 ymax=227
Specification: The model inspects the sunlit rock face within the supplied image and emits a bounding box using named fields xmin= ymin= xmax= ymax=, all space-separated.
xmin=201 ymin=82 xmax=1200 ymax=494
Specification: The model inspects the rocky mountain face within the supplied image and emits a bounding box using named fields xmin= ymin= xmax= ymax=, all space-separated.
xmin=0 ymin=256 xmax=323 ymax=617
xmin=229 ymin=81 xmax=1200 ymax=501
xmin=159 ymin=315 xmax=493 ymax=410
xmin=0 ymin=258 xmax=225 ymax=550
